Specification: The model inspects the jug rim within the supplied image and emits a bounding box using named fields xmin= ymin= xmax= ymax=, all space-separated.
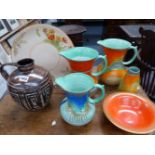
xmin=128 ymin=66 xmax=140 ymax=74
xmin=56 ymin=73 xmax=95 ymax=94
xmin=97 ymin=38 xmax=132 ymax=50
xmin=60 ymin=47 xmax=99 ymax=61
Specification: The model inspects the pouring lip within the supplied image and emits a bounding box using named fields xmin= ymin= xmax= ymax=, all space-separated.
xmin=60 ymin=47 xmax=99 ymax=61
xmin=97 ymin=38 xmax=132 ymax=50
xmin=56 ymin=73 xmax=95 ymax=94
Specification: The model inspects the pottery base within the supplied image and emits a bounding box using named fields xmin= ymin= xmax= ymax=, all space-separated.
xmin=60 ymin=98 xmax=95 ymax=126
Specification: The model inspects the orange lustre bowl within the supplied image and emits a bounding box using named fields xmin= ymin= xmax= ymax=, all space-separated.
xmin=103 ymin=92 xmax=155 ymax=134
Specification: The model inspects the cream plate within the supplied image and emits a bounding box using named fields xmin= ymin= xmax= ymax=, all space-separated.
xmin=11 ymin=24 xmax=74 ymax=79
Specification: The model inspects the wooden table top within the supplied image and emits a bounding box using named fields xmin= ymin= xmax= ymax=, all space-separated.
xmin=0 ymin=85 xmax=154 ymax=135
xmin=119 ymin=24 xmax=155 ymax=38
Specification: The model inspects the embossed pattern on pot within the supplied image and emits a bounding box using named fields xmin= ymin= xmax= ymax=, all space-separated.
xmin=0 ymin=58 xmax=53 ymax=111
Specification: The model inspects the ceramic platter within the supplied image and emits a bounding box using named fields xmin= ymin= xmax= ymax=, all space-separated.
xmin=103 ymin=92 xmax=155 ymax=134
xmin=11 ymin=24 xmax=74 ymax=79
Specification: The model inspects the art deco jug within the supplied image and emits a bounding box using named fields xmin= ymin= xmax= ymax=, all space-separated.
xmin=0 ymin=58 xmax=53 ymax=111
xmin=97 ymin=38 xmax=138 ymax=85
xmin=55 ymin=73 xmax=105 ymax=126
xmin=59 ymin=47 xmax=107 ymax=83
xmin=119 ymin=66 xmax=140 ymax=93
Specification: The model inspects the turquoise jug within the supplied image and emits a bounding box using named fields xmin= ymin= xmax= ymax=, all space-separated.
xmin=55 ymin=73 xmax=105 ymax=126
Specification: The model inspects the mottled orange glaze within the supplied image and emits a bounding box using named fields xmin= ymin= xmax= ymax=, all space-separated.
xmin=119 ymin=73 xmax=140 ymax=93
xmin=101 ymin=69 xmax=127 ymax=81
xmin=103 ymin=47 xmax=127 ymax=66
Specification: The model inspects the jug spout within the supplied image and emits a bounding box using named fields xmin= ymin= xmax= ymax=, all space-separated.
xmin=59 ymin=50 xmax=71 ymax=60
xmin=55 ymin=77 xmax=66 ymax=90
xmin=97 ymin=40 xmax=103 ymax=46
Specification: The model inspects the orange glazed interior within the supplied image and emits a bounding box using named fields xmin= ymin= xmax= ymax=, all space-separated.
xmin=104 ymin=93 xmax=155 ymax=131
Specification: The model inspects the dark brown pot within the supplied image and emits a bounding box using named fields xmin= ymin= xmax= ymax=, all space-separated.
xmin=0 ymin=58 xmax=53 ymax=111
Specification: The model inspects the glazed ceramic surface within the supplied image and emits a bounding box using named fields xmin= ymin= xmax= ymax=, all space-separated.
xmin=59 ymin=47 xmax=107 ymax=77
xmin=97 ymin=38 xmax=138 ymax=85
xmin=0 ymin=58 xmax=53 ymax=111
xmin=85 ymin=70 xmax=98 ymax=84
xmin=11 ymin=24 xmax=74 ymax=79
xmin=119 ymin=66 xmax=140 ymax=93
xmin=55 ymin=73 xmax=105 ymax=126
xmin=103 ymin=92 xmax=155 ymax=134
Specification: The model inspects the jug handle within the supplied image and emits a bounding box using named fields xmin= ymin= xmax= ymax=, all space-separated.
xmin=88 ymin=84 xmax=105 ymax=104
xmin=123 ymin=46 xmax=138 ymax=65
xmin=91 ymin=55 xmax=107 ymax=77
xmin=0 ymin=63 xmax=17 ymax=80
